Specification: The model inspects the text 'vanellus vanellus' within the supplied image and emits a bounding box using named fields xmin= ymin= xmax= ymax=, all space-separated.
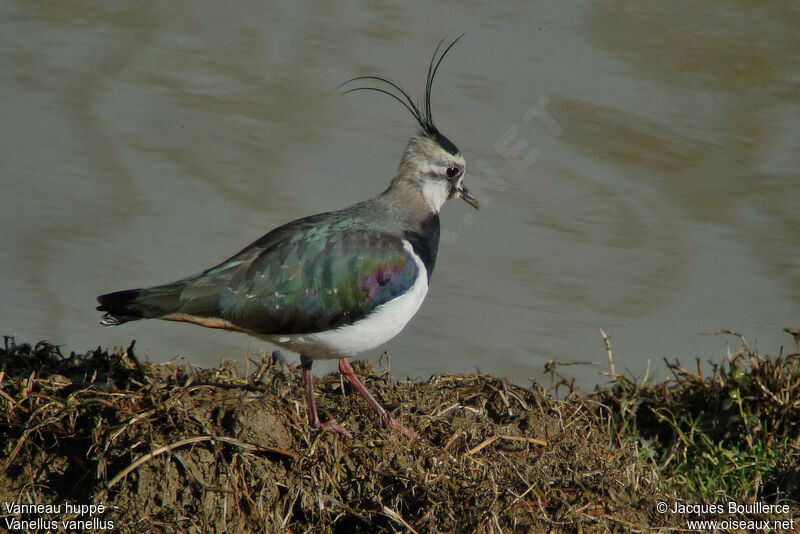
xmin=97 ymin=35 xmax=478 ymax=439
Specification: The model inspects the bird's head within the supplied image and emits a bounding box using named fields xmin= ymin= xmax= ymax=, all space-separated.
xmin=394 ymin=134 xmax=476 ymax=212
xmin=340 ymin=34 xmax=479 ymax=214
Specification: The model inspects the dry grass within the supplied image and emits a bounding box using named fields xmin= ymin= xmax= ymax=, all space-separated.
xmin=1 ymin=332 xmax=798 ymax=532
xmin=595 ymin=330 xmax=800 ymax=505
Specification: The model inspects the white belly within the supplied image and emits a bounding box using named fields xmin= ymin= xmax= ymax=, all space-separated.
xmin=261 ymin=240 xmax=429 ymax=359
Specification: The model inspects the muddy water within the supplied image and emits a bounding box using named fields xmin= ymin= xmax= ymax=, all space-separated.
xmin=1 ymin=1 xmax=798 ymax=387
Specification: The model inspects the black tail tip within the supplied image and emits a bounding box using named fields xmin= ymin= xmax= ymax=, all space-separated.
xmin=97 ymin=288 xmax=144 ymax=326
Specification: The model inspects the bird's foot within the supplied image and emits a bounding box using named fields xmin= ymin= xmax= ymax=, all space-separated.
xmin=387 ymin=416 xmax=420 ymax=440
xmin=337 ymin=357 xmax=421 ymax=440
xmin=313 ymin=417 xmax=353 ymax=439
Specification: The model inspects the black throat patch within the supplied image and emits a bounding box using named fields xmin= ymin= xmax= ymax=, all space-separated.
xmin=404 ymin=213 xmax=440 ymax=281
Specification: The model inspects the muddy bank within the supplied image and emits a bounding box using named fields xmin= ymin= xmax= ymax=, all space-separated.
xmin=1 ymin=337 xmax=797 ymax=532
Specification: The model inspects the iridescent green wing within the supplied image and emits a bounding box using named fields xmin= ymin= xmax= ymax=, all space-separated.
xmin=177 ymin=215 xmax=419 ymax=335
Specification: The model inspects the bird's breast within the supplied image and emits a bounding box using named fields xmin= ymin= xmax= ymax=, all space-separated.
xmin=261 ymin=240 xmax=429 ymax=359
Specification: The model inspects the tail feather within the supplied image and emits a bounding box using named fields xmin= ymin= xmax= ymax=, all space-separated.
xmin=100 ymin=312 xmax=134 ymax=326
xmin=97 ymin=284 xmax=183 ymax=327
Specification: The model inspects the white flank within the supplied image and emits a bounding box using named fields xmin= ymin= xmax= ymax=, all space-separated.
xmin=263 ymin=240 xmax=428 ymax=359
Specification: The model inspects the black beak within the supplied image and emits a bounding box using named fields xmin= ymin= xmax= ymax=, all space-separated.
xmin=457 ymin=185 xmax=480 ymax=210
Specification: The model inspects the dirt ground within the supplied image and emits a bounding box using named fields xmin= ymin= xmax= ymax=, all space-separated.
xmin=0 ymin=339 xmax=796 ymax=532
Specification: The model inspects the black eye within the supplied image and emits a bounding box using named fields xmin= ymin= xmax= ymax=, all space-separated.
xmin=446 ymin=167 xmax=459 ymax=178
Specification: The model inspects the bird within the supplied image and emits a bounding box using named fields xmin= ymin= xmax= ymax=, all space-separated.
xmin=96 ymin=35 xmax=478 ymax=439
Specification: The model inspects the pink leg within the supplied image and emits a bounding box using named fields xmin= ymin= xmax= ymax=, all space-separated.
xmin=300 ymin=355 xmax=351 ymax=438
xmin=338 ymin=357 xmax=419 ymax=440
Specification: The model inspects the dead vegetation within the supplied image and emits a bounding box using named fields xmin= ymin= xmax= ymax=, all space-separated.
xmin=595 ymin=330 xmax=800 ymax=505
xmin=0 ymin=332 xmax=798 ymax=532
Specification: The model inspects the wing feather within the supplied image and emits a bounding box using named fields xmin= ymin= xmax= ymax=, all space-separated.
xmin=173 ymin=222 xmax=419 ymax=335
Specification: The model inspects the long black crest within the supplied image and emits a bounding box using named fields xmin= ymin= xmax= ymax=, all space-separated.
xmin=338 ymin=34 xmax=464 ymax=155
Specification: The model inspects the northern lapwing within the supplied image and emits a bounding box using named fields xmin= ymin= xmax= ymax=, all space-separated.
xmin=97 ymin=36 xmax=478 ymax=439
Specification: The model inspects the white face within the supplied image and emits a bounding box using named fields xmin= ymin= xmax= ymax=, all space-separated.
xmin=420 ymin=176 xmax=451 ymax=211
xmin=398 ymin=135 xmax=478 ymax=212
xmin=418 ymin=152 xmax=467 ymax=212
